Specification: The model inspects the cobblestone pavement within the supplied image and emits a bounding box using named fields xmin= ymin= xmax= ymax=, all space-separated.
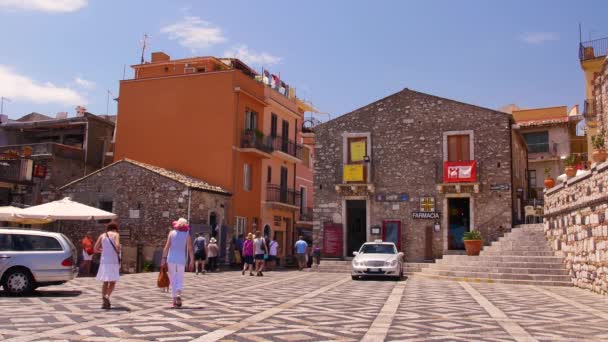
xmin=1 ymin=271 xmax=608 ymax=341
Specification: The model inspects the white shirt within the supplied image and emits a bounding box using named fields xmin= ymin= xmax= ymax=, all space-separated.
xmin=269 ymin=241 xmax=278 ymax=256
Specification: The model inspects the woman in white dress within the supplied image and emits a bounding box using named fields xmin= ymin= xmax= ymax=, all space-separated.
xmin=161 ymin=218 xmax=194 ymax=308
xmin=94 ymin=222 xmax=121 ymax=310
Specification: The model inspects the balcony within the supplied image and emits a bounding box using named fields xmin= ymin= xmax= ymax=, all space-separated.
xmin=0 ymin=158 xmax=34 ymax=184
xmin=299 ymin=207 xmax=313 ymax=222
xmin=240 ymin=130 xmax=273 ymax=158
xmin=579 ymin=37 xmax=608 ymax=61
xmin=270 ymin=136 xmax=303 ymax=162
xmin=437 ymin=160 xmax=480 ymax=193
xmin=266 ymin=184 xmax=300 ymax=211
xmin=583 ymin=99 xmax=599 ymax=121
xmin=0 ymin=143 xmax=84 ymax=161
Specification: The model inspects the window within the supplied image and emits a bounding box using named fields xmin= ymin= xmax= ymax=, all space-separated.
xmin=270 ymin=114 xmax=278 ymax=137
xmin=447 ymin=135 xmax=471 ymax=161
xmin=11 ymin=234 xmax=63 ymax=251
xmin=523 ymin=132 xmax=549 ymax=153
xmin=235 ymin=216 xmax=247 ymax=236
xmin=99 ymin=201 xmax=113 ymax=212
xmin=267 ymin=166 xmax=272 ymax=183
xmin=300 ymin=186 xmax=306 ymax=213
xmin=245 ymin=109 xmax=258 ymax=131
xmin=243 ymin=164 xmax=251 ymax=191
xmin=528 ymin=170 xmax=537 ymax=188
xmin=0 ymin=234 xmax=12 ymax=251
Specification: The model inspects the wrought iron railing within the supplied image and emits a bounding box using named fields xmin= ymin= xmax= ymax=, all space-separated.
xmin=583 ymin=99 xmax=598 ymax=121
xmin=579 ymin=37 xmax=608 ymax=61
xmin=267 ymin=184 xmax=300 ymax=206
xmin=240 ymin=130 xmax=273 ymax=153
xmin=270 ymin=136 xmax=303 ymax=160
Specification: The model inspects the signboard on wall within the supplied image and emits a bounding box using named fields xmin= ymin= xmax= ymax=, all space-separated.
xmin=443 ymin=161 xmax=477 ymax=183
xmin=343 ymin=164 xmax=364 ymax=182
xmin=490 ymin=184 xmax=510 ymax=191
xmin=350 ymin=141 xmax=366 ymax=162
xmin=420 ymin=197 xmax=435 ymax=212
xmin=412 ymin=212 xmax=440 ymax=219
xmin=375 ymin=193 xmax=409 ymax=202
xmin=323 ymin=223 xmax=343 ymax=258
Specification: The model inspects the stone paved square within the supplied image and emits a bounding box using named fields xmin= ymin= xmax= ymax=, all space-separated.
xmin=1 ymin=271 xmax=608 ymax=341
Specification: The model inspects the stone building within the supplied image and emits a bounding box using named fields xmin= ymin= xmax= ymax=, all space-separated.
xmin=57 ymin=158 xmax=231 ymax=272
xmin=313 ymin=89 xmax=528 ymax=261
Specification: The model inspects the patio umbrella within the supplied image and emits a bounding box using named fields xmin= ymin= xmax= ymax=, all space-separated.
xmin=0 ymin=206 xmax=54 ymax=224
xmin=17 ymin=197 xmax=117 ymax=221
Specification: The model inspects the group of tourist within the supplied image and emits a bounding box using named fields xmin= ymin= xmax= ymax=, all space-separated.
xmin=81 ymin=218 xmax=315 ymax=310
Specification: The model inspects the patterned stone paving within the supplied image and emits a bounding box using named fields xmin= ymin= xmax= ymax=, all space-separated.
xmin=1 ymin=271 xmax=608 ymax=341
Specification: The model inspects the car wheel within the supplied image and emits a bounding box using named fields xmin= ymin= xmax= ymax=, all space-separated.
xmin=351 ymin=275 xmax=358 ymax=280
xmin=3 ymin=268 xmax=35 ymax=295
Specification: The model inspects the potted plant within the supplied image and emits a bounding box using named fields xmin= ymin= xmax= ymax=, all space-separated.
xmin=463 ymin=230 xmax=483 ymax=256
xmin=544 ymin=167 xmax=555 ymax=189
xmin=563 ymin=155 xmax=577 ymax=178
xmin=22 ymin=146 xmax=33 ymax=157
xmin=591 ymin=129 xmax=607 ymax=164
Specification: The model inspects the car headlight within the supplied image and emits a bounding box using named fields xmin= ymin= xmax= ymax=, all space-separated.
xmin=384 ymin=259 xmax=398 ymax=267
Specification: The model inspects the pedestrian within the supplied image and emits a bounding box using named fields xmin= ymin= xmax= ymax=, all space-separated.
xmin=193 ymin=233 xmax=206 ymax=275
xmin=242 ymin=233 xmax=255 ymax=276
xmin=207 ymin=237 xmax=219 ymax=272
xmin=253 ymin=231 xmax=268 ymax=276
xmin=267 ymin=236 xmax=279 ymax=271
xmin=94 ymin=222 xmax=121 ymax=310
xmin=236 ymin=234 xmax=244 ymax=266
xmin=80 ymin=231 xmax=94 ymax=276
xmin=294 ymin=236 xmax=308 ymax=271
xmin=313 ymin=245 xmax=321 ymax=266
xmin=161 ymin=218 xmax=195 ymax=308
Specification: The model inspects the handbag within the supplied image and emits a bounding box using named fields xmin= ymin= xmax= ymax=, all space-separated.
xmin=105 ymin=232 xmax=121 ymax=264
xmin=157 ymin=264 xmax=170 ymax=288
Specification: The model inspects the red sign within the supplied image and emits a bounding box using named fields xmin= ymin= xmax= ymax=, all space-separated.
xmin=33 ymin=164 xmax=46 ymax=178
xmin=444 ymin=161 xmax=477 ymax=183
xmin=323 ymin=223 xmax=343 ymax=258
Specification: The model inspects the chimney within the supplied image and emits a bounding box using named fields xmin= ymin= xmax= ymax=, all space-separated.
xmin=56 ymin=112 xmax=68 ymax=119
xmin=0 ymin=114 xmax=7 ymax=124
xmin=75 ymin=105 xmax=87 ymax=117
xmin=151 ymin=52 xmax=170 ymax=63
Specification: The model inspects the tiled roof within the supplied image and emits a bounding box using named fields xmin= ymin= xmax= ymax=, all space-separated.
xmin=60 ymin=159 xmax=231 ymax=195
xmin=517 ymin=117 xmax=569 ymax=127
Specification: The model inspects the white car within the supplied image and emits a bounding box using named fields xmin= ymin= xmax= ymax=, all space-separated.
xmin=351 ymin=241 xmax=404 ymax=280
xmin=0 ymin=229 xmax=78 ymax=295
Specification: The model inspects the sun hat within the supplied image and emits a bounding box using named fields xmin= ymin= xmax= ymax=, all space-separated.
xmin=172 ymin=218 xmax=190 ymax=232
xmin=210 ymin=237 xmax=217 ymax=243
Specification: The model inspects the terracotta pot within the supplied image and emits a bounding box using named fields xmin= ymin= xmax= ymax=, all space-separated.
xmin=544 ymin=178 xmax=555 ymax=189
xmin=22 ymin=146 xmax=33 ymax=157
xmin=565 ymin=167 xmax=577 ymax=178
xmin=464 ymin=240 xmax=482 ymax=256
xmin=592 ymin=149 xmax=607 ymax=164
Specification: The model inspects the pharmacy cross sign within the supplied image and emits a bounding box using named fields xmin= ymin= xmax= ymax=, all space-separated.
xmin=420 ymin=197 xmax=435 ymax=212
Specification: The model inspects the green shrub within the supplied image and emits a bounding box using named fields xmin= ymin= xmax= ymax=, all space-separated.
xmin=592 ymin=129 xmax=605 ymax=150
xmin=143 ymin=261 xmax=154 ymax=272
xmin=463 ymin=230 xmax=482 ymax=241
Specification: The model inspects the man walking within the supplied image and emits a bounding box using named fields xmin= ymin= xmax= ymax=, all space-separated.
xmin=294 ymin=236 xmax=308 ymax=271
xmin=193 ymin=233 xmax=206 ymax=275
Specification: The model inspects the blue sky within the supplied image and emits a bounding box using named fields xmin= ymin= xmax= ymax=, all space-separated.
xmin=0 ymin=0 xmax=607 ymax=120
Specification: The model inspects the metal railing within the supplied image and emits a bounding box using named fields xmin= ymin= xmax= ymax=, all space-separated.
xmin=0 ymin=159 xmax=32 ymax=183
xmin=583 ymin=99 xmax=599 ymax=121
xmin=270 ymin=136 xmax=303 ymax=160
xmin=266 ymin=184 xmax=300 ymax=206
xmin=0 ymin=143 xmax=84 ymax=160
xmin=240 ymin=130 xmax=273 ymax=153
xmin=579 ymin=37 xmax=608 ymax=61
xmin=299 ymin=207 xmax=313 ymax=221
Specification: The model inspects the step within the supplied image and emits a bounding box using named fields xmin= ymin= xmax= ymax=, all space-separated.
xmin=426 ymin=265 xmax=569 ymax=275
xmin=440 ymin=255 xmax=564 ymax=263
xmin=485 ymin=244 xmax=552 ymax=251
xmin=435 ymin=260 xmax=565 ymax=269
xmin=480 ymin=250 xmax=556 ymax=256
xmin=419 ymin=269 xmax=571 ymax=282
xmin=410 ymin=273 xmax=572 ymax=287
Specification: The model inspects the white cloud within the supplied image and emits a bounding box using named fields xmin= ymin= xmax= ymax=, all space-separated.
xmin=0 ymin=65 xmax=86 ymax=105
xmin=74 ymin=76 xmax=95 ymax=90
xmin=520 ymin=32 xmax=559 ymax=44
xmin=0 ymin=0 xmax=88 ymax=13
xmin=224 ymin=45 xmax=282 ymax=66
xmin=161 ymin=16 xmax=226 ymax=50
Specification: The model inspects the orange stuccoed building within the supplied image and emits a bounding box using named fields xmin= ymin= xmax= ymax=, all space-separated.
xmin=114 ymin=52 xmax=315 ymax=263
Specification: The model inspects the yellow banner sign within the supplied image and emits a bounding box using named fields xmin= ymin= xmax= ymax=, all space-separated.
xmin=350 ymin=140 xmax=366 ymax=162
xmin=343 ymin=164 xmax=364 ymax=182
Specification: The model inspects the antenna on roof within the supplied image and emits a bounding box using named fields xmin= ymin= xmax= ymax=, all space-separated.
xmin=140 ymin=33 xmax=149 ymax=64
xmin=0 ymin=97 xmax=11 ymax=115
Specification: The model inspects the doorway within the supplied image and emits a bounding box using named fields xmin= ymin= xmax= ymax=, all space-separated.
xmin=382 ymin=220 xmax=401 ymax=251
xmin=448 ymin=198 xmax=470 ymax=250
xmin=346 ymin=200 xmax=367 ymax=255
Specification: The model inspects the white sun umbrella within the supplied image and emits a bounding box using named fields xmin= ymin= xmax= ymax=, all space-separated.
xmin=0 ymin=206 xmax=55 ymax=224
xmin=17 ymin=197 xmax=117 ymax=221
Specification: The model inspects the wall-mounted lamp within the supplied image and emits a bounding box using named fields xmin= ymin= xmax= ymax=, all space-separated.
xmin=363 ymin=155 xmax=371 ymax=163
xmin=433 ymin=221 xmax=441 ymax=233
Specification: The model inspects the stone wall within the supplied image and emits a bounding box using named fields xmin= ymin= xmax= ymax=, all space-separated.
xmin=593 ymin=59 xmax=608 ymax=133
xmin=544 ymin=161 xmax=608 ymax=294
xmin=313 ymin=89 xmax=519 ymax=261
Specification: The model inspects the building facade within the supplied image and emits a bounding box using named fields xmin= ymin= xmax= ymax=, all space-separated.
xmin=58 ymin=159 xmax=231 ymax=272
xmin=313 ymin=89 xmax=528 ymax=261
xmin=114 ymin=52 xmax=314 ymax=262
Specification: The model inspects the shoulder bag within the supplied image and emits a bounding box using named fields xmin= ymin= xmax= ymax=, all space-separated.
xmin=105 ymin=232 xmax=121 ymax=264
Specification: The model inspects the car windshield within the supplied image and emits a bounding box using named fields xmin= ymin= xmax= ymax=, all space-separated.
xmin=360 ymin=244 xmax=396 ymax=254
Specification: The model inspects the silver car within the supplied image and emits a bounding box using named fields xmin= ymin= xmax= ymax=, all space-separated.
xmin=351 ymin=241 xmax=404 ymax=280
xmin=0 ymin=229 xmax=78 ymax=295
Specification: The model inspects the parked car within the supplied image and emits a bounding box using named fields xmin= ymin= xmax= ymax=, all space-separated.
xmin=351 ymin=240 xmax=404 ymax=280
xmin=0 ymin=229 xmax=78 ymax=295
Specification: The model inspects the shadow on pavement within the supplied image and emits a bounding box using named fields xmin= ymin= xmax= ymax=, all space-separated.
xmin=0 ymin=290 xmax=82 ymax=297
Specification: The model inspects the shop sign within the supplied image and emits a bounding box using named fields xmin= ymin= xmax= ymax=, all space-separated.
xmin=420 ymin=197 xmax=435 ymax=212
xmin=350 ymin=140 xmax=366 ymax=162
xmin=33 ymin=164 xmax=47 ymax=178
xmin=343 ymin=164 xmax=364 ymax=182
xmin=375 ymin=193 xmax=409 ymax=202
xmin=490 ymin=184 xmax=510 ymax=191
xmin=412 ymin=212 xmax=440 ymax=219
xmin=323 ymin=223 xmax=343 ymax=258
xmin=273 ymin=215 xmax=282 ymax=226
xmin=444 ymin=160 xmax=477 ymax=183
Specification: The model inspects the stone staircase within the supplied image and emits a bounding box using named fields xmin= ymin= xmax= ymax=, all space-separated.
xmin=411 ymin=224 xmax=573 ymax=286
